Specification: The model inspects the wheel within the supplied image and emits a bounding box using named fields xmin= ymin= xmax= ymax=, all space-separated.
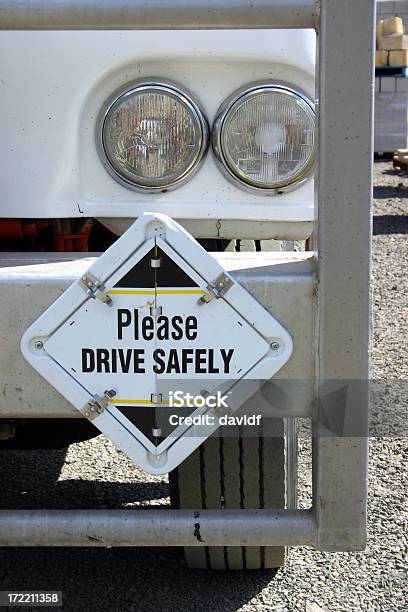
xmin=169 ymin=419 xmax=297 ymax=570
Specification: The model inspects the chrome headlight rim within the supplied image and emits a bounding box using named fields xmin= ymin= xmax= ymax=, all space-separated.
xmin=97 ymin=78 xmax=210 ymax=193
xmin=212 ymin=80 xmax=316 ymax=194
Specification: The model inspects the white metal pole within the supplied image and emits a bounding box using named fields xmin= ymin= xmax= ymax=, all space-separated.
xmin=0 ymin=509 xmax=315 ymax=547
xmin=0 ymin=1 xmax=319 ymax=30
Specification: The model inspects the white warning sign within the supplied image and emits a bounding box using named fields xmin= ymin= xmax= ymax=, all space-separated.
xmin=21 ymin=214 xmax=293 ymax=474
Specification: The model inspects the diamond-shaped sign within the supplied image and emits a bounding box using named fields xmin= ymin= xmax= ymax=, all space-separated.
xmin=21 ymin=214 xmax=292 ymax=474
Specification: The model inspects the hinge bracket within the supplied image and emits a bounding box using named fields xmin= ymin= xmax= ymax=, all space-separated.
xmin=79 ymin=272 xmax=112 ymax=305
xmin=199 ymin=272 xmax=234 ymax=304
xmin=80 ymin=389 xmax=116 ymax=420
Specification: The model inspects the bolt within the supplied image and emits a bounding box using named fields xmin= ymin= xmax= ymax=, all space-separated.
xmin=270 ymin=341 xmax=280 ymax=351
xmin=87 ymin=281 xmax=93 ymax=288
xmin=34 ymin=340 xmax=43 ymax=350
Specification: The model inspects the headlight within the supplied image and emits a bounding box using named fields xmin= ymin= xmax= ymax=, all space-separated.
xmin=99 ymin=80 xmax=209 ymax=192
xmin=213 ymin=83 xmax=315 ymax=192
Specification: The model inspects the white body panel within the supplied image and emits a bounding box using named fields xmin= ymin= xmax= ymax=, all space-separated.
xmin=0 ymin=29 xmax=315 ymax=237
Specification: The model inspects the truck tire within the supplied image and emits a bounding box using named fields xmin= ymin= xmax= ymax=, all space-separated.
xmin=169 ymin=419 xmax=297 ymax=570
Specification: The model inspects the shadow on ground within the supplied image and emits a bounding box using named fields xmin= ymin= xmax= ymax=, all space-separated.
xmin=373 ymin=214 xmax=408 ymax=235
xmin=373 ymin=185 xmax=408 ymax=200
xmin=0 ymin=448 xmax=276 ymax=612
xmin=0 ymin=447 xmax=168 ymax=509
xmin=0 ymin=548 xmax=276 ymax=612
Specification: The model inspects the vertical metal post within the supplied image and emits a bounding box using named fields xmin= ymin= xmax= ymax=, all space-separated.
xmin=314 ymin=0 xmax=375 ymax=550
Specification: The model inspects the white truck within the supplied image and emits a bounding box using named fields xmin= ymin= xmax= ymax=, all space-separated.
xmin=0 ymin=0 xmax=373 ymax=572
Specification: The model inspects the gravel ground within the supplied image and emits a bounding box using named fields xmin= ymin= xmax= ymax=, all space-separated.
xmin=0 ymin=161 xmax=406 ymax=611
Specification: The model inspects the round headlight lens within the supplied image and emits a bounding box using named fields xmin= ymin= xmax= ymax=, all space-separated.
xmin=101 ymin=82 xmax=209 ymax=191
xmin=214 ymin=85 xmax=315 ymax=191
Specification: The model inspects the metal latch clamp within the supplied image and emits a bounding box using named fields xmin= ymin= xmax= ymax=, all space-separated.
xmin=80 ymin=389 xmax=116 ymax=420
xmin=79 ymin=272 xmax=112 ymax=306
xmin=199 ymin=272 xmax=234 ymax=304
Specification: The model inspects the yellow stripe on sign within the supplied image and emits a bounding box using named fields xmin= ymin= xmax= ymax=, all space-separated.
xmin=107 ymin=289 xmax=205 ymax=295
xmin=108 ymin=289 xmax=155 ymax=295
xmin=110 ymin=399 xmax=170 ymax=405
xmin=157 ymin=289 xmax=205 ymax=295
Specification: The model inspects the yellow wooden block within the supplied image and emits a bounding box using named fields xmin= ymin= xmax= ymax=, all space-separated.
xmin=383 ymin=16 xmax=404 ymax=36
xmin=377 ymin=20 xmax=385 ymax=41
xmin=376 ymin=50 xmax=387 ymax=66
xmin=379 ymin=34 xmax=408 ymax=50
xmin=389 ymin=49 xmax=408 ymax=66
xmin=376 ymin=50 xmax=389 ymax=66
